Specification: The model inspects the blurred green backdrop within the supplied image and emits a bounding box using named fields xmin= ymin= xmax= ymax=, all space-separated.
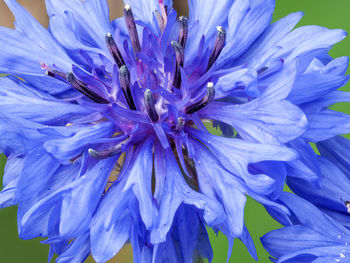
xmin=0 ymin=0 xmax=349 ymax=262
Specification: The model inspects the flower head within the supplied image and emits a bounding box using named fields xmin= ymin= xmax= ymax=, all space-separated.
xmin=0 ymin=0 xmax=349 ymax=262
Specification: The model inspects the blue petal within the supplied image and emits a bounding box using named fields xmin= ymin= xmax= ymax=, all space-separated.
xmin=0 ymin=2 xmax=72 ymax=75
xmin=279 ymin=193 xmax=350 ymax=240
xmin=189 ymin=128 xmax=297 ymax=194
xmin=263 ymin=193 xmax=350 ymax=262
xmin=288 ymin=156 xmax=350 ymax=214
xmin=236 ymin=12 xmax=303 ymax=68
xmin=91 ymin=209 xmax=131 ymax=263
xmin=90 ymin=175 xmax=134 ymax=262
xmin=18 ymin=159 xmax=82 ymax=239
xmin=286 ymin=138 xmax=321 ymax=183
xmin=288 ymin=57 xmax=349 ymax=105
xmin=192 ymin=139 xmax=288 ymax=239
xmin=275 ymin=26 xmax=346 ymax=64
xmin=151 ymin=145 xmax=224 ymax=243
xmin=4 ymin=0 xmax=69 ymax=56
xmin=123 ymin=138 xmax=156 ymax=230
xmin=251 ymin=161 xmax=286 ymax=200
xmin=317 ymin=136 xmax=350 ymax=178
xmin=59 ymin=158 xmax=116 ymax=238
xmin=44 ymin=122 xmax=114 ymax=161
xmin=304 ymin=91 xmax=350 ymax=111
xmin=213 ymin=68 xmax=258 ymax=99
xmin=0 ymin=155 xmax=23 ymax=208
xmin=16 ymin=147 xmax=60 ymax=204
xmin=302 ymin=110 xmax=350 ymax=142
xmin=201 ymin=98 xmax=307 ymax=144
xmin=153 ymin=206 xmax=212 ymax=263
xmin=0 ymin=77 xmax=92 ymax=123
xmin=239 ymin=225 xmax=258 ymax=261
xmin=192 ymin=140 xmax=246 ymax=237
xmin=124 ymin=0 xmax=164 ymax=23
xmin=277 ymin=246 xmax=349 ymax=263
xmin=56 ymin=233 xmax=90 ymax=263
xmin=186 ymin=0 xmax=234 ymax=59
xmin=262 ymin=226 xmax=344 ymax=259
xmin=46 ymin=0 xmax=113 ymax=51
xmin=217 ymin=0 xmax=275 ymax=68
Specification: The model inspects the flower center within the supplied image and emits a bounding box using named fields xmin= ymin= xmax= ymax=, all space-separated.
xmin=41 ymin=3 xmax=227 ymax=160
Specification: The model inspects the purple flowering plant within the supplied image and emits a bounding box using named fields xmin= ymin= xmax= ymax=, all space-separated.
xmin=0 ymin=0 xmax=349 ymax=262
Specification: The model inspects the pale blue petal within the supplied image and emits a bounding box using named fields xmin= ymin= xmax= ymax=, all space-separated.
xmin=0 ymin=155 xmax=23 ymax=208
xmin=218 ymin=0 xmax=275 ymax=68
xmin=44 ymin=122 xmax=114 ymax=161
xmin=302 ymin=110 xmax=350 ymax=142
xmin=236 ymin=12 xmax=303 ymax=68
xmin=59 ymin=158 xmax=116 ymax=238
xmin=46 ymin=0 xmax=113 ymax=51
xmin=200 ymin=99 xmax=307 ymax=144
xmin=56 ymin=233 xmax=90 ymax=263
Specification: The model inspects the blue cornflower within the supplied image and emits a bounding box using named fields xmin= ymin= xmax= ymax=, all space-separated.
xmin=0 ymin=0 xmax=348 ymax=262
xmin=262 ymin=193 xmax=350 ymax=262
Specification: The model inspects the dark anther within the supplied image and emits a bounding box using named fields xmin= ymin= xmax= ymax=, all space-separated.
xmin=178 ymin=16 xmax=188 ymax=48
xmin=124 ymin=5 xmax=141 ymax=59
xmin=144 ymin=89 xmax=159 ymax=122
xmin=105 ymin=33 xmax=125 ymax=68
xmin=66 ymin=72 xmax=110 ymax=104
xmin=88 ymin=138 xmax=129 ymax=159
xmin=207 ymin=26 xmax=226 ymax=71
xmin=171 ymin=41 xmax=184 ymax=89
xmin=185 ymin=82 xmax=215 ymax=114
xmin=119 ymin=65 xmax=137 ymax=110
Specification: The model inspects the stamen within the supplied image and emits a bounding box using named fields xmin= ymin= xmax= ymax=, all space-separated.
xmin=178 ymin=16 xmax=188 ymax=48
xmin=105 ymin=33 xmax=125 ymax=68
xmin=185 ymin=82 xmax=215 ymax=114
xmin=176 ymin=117 xmax=185 ymax=131
xmin=88 ymin=139 xmax=129 ymax=159
xmin=144 ymin=89 xmax=159 ymax=122
xmin=345 ymin=201 xmax=350 ymax=213
xmin=41 ymin=63 xmax=66 ymax=80
xmin=158 ymin=0 xmax=168 ymax=24
xmin=257 ymin=66 xmax=268 ymax=75
xmin=66 ymin=72 xmax=110 ymax=104
xmin=124 ymin=5 xmax=141 ymax=59
xmin=155 ymin=10 xmax=165 ymax=33
xmin=207 ymin=26 xmax=226 ymax=71
xmin=119 ymin=65 xmax=137 ymax=110
xmin=171 ymin=41 xmax=184 ymax=89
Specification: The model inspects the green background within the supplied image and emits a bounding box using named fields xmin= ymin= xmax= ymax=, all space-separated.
xmin=0 ymin=0 xmax=350 ymax=262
